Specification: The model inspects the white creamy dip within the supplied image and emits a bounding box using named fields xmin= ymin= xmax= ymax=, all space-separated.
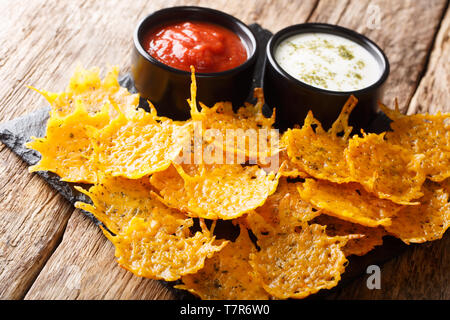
xmin=275 ymin=32 xmax=382 ymax=91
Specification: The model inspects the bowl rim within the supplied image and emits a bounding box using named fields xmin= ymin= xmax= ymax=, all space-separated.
xmin=266 ymin=22 xmax=390 ymax=95
xmin=133 ymin=6 xmax=258 ymax=78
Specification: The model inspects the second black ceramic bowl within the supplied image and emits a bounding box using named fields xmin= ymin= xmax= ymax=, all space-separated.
xmin=131 ymin=6 xmax=258 ymax=120
xmin=263 ymin=23 xmax=389 ymax=131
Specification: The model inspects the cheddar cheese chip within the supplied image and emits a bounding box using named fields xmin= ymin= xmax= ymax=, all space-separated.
xmin=249 ymin=223 xmax=351 ymax=299
xmin=190 ymin=88 xmax=275 ymax=135
xmin=156 ymin=163 xmax=280 ymax=220
xmin=26 ymin=101 xmax=109 ymax=183
xmin=150 ymin=164 xmax=185 ymax=194
xmin=277 ymin=150 xmax=309 ymax=178
xmin=256 ymin=178 xmax=320 ymax=229
xmin=345 ymin=132 xmax=426 ymax=204
xmin=283 ymin=95 xmax=358 ymax=183
xmin=74 ymin=173 xmax=227 ymax=281
xmin=189 ymin=69 xmax=278 ymax=162
xmin=298 ymin=179 xmax=402 ymax=227
xmin=75 ymin=176 xmax=185 ymax=235
xmin=312 ymin=214 xmax=386 ymax=256
xmin=385 ymin=180 xmax=450 ymax=244
xmin=91 ymin=109 xmax=191 ymax=179
xmin=25 ymin=63 xmax=450 ymax=300
xmin=175 ymin=225 xmax=270 ymax=300
xmin=30 ymin=66 xmax=139 ymax=118
xmin=380 ymin=103 xmax=450 ymax=182
xmin=103 ymin=217 xmax=227 ymax=281
xmin=244 ymin=210 xmax=275 ymax=238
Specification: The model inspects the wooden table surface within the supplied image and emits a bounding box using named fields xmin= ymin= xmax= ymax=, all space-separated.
xmin=0 ymin=0 xmax=449 ymax=300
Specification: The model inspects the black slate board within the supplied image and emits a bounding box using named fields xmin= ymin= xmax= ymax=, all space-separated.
xmin=0 ymin=23 xmax=406 ymax=299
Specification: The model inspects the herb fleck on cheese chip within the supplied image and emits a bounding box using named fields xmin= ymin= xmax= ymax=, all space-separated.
xmin=312 ymin=214 xmax=386 ymax=256
xmin=249 ymin=223 xmax=352 ymax=299
xmin=176 ymin=225 xmax=270 ymax=300
xmin=298 ymin=179 xmax=402 ymax=227
xmin=283 ymin=95 xmax=358 ymax=183
xmin=103 ymin=217 xmax=227 ymax=281
xmin=92 ymin=109 xmax=191 ymax=179
xmin=385 ymin=180 xmax=450 ymax=244
xmin=345 ymin=132 xmax=426 ymax=205
xmin=75 ymin=176 xmax=184 ymax=234
xmin=26 ymin=101 xmax=109 ymax=183
xmin=256 ymin=178 xmax=320 ymax=229
xmin=380 ymin=102 xmax=450 ymax=182
xmin=155 ymin=163 xmax=280 ymax=220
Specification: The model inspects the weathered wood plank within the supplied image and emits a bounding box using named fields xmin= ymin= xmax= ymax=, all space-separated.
xmin=0 ymin=0 xmax=448 ymax=300
xmin=327 ymin=234 xmax=450 ymax=299
xmin=408 ymin=6 xmax=450 ymax=114
xmin=309 ymin=0 xmax=448 ymax=112
xmin=0 ymin=149 xmax=74 ymax=299
xmin=24 ymin=211 xmax=176 ymax=300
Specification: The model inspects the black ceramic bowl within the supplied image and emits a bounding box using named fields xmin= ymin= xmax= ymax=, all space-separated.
xmin=263 ymin=23 xmax=389 ymax=131
xmin=131 ymin=6 xmax=258 ymax=120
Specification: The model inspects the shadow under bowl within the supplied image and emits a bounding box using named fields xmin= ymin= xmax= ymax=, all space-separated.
xmin=131 ymin=6 xmax=258 ymax=120
xmin=263 ymin=23 xmax=390 ymax=131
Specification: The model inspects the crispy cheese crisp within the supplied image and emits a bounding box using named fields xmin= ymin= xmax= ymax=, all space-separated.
xmin=312 ymin=214 xmax=386 ymax=256
xmin=91 ymin=109 xmax=191 ymax=179
xmin=150 ymin=164 xmax=187 ymax=194
xmin=160 ymin=163 xmax=279 ymax=220
xmin=75 ymin=176 xmax=185 ymax=235
xmin=175 ymin=225 xmax=270 ymax=300
xmin=188 ymin=69 xmax=278 ymax=162
xmin=277 ymin=150 xmax=309 ymax=178
xmin=102 ymin=217 xmax=227 ymax=281
xmin=26 ymin=63 xmax=450 ymax=300
xmin=249 ymin=223 xmax=351 ymax=299
xmin=298 ymin=179 xmax=402 ymax=227
xmin=26 ymin=101 xmax=109 ymax=183
xmin=380 ymin=103 xmax=450 ymax=182
xmin=345 ymin=132 xmax=426 ymax=205
xmin=256 ymin=178 xmax=320 ymax=229
xmin=190 ymin=89 xmax=275 ymax=132
xmin=283 ymin=96 xmax=358 ymax=183
xmin=75 ymin=175 xmax=227 ymax=281
xmin=244 ymin=210 xmax=276 ymax=238
xmin=30 ymin=66 xmax=139 ymax=118
xmin=385 ymin=180 xmax=450 ymax=244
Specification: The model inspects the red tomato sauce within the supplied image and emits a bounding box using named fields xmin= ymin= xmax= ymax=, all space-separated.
xmin=142 ymin=21 xmax=248 ymax=73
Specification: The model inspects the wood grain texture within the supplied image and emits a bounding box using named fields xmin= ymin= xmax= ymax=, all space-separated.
xmin=0 ymin=0 xmax=448 ymax=300
xmin=408 ymin=6 xmax=450 ymax=114
xmin=24 ymin=211 xmax=176 ymax=300
xmin=0 ymin=147 xmax=74 ymax=299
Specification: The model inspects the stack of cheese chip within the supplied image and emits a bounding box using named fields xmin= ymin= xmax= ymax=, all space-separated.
xmin=26 ymin=66 xmax=450 ymax=299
